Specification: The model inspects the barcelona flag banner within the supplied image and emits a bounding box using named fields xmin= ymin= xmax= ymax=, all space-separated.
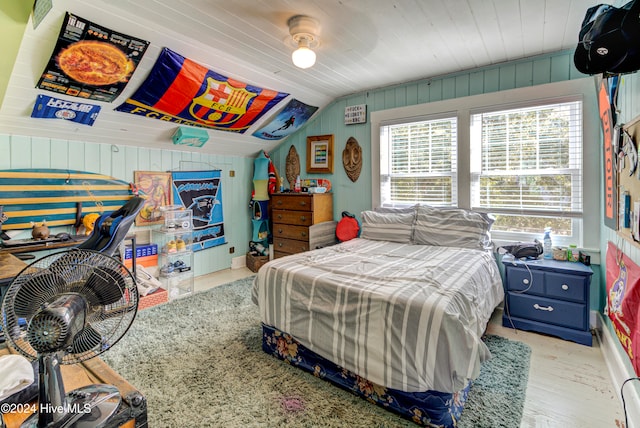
xmin=116 ymin=48 xmax=289 ymax=133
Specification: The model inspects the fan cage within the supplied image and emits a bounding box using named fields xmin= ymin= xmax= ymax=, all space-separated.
xmin=1 ymin=249 xmax=138 ymax=364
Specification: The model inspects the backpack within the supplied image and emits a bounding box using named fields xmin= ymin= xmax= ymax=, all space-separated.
xmin=336 ymin=211 xmax=360 ymax=242
xmin=574 ymin=0 xmax=640 ymax=75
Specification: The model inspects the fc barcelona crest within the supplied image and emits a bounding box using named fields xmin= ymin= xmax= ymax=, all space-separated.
xmin=115 ymin=48 xmax=288 ymax=133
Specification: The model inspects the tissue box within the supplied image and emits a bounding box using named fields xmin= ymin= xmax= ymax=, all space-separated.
xmin=172 ymin=126 xmax=209 ymax=147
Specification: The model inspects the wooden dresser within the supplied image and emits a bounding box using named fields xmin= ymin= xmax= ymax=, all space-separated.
xmin=271 ymin=193 xmax=333 ymax=258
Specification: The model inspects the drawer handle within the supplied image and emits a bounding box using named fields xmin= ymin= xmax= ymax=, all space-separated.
xmin=301 ymin=231 xmax=307 ymax=237
xmin=533 ymin=303 xmax=554 ymax=312
xmin=561 ymin=284 xmax=569 ymax=291
xmin=276 ymin=200 xmax=283 ymax=205
xmin=277 ymin=214 xmax=283 ymax=220
xmin=299 ymin=201 xmax=307 ymax=206
xmin=300 ymin=216 xmax=307 ymax=221
xmin=278 ymin=228 xmax=283 ymax=233
xmin=278 ymin=242 xmax=283 ymax=247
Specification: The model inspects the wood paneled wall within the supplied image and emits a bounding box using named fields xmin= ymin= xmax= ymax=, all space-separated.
xmin=0 ymin=134 xmax=253 ymax=276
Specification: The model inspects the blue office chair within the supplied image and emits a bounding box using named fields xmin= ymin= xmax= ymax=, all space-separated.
xmin=77 ymin=196 xmax=144 ymax=257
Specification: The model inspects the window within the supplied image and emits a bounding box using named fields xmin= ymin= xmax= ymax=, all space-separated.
xmin=470 ymin=101 xmax=583 ymax=244
xmin=379 ymin=116 xmax=457 ymax=207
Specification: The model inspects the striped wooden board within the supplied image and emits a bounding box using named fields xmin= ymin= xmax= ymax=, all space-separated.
xmin=0 ymin=169 xmax=133 ymax=231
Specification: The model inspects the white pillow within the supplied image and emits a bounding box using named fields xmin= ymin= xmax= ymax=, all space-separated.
xmin=413 ymin=205 xmax=493 ymax=249
xmin=360 ymin=210 xmax=414 ymax=243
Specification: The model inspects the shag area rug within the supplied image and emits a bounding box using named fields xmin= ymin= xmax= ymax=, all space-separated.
xmin=102 ymin=276 xmax=531 ymax=428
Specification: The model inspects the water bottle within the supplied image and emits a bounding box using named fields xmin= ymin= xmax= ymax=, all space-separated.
xmin=543 ymin=227 xmax=552 ymax=259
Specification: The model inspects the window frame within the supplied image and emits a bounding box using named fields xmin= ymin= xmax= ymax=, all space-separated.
xmin=379 ymin=113 xmax=458 ymax=207
xmin=469 ymin=98 xmax=584 ymax=247
xmin=370 ymin=79 xmax=600 ymax=250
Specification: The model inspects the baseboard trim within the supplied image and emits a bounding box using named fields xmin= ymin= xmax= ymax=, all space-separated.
xmin=595 ymin=312 xmax=640 ymax=428
xmin=231 ymin=254 xmax=246 ymax=269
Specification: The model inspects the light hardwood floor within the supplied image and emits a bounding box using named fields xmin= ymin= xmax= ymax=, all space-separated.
xmin=196 ymin=267 xmax=627 ymax=428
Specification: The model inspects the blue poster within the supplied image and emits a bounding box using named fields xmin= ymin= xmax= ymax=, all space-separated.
xmin=171 ymin=170 xmax=225 ymax=251
xmin=31 ymin=94 xmax=101 ymax=126
xmin=252 ymin=98 xmax=318 ymax=140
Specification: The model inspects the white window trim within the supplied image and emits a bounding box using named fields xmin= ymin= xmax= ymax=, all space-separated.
xmin=370 ymin=78 xmax=600 ymax=252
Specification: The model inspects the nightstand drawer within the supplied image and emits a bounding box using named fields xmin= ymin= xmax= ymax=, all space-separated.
xmin=508 ymin=293 xmax=587 ymax=330
xmin=506 ymin=267 xmax=545 ymax=294
xmin=545 ymin=272 xmax=587 ymax=303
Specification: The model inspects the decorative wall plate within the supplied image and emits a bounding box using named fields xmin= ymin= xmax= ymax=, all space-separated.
xmin=342 ymin=136 xmax=362 ymax=182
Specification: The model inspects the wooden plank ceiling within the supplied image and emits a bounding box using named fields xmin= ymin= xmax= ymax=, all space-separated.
xmin=0 ymin=0 xmax=605 ymax=157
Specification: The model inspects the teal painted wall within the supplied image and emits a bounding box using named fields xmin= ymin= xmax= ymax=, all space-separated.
xmin=269 ymin=50 xmax=585 ymax=221
xmin=0 ymin=134 xmax=253 ymax=276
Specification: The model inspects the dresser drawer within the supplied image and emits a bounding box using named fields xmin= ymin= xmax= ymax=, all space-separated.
xmin=507 ymin=293 xmax=587 ymax=331
xmin=273 ymin=224 xmax=310 ymax=241
xmin=273 ymin=210 xmax=313 ymax=226
xmin=505 ymin=267 xmax=545 ymax=295
xmin=274 ymin=237 xmax=310 ymax=254
xmin=272 ymin=195 xmax=314 ymax=211
xmin=545 ymin=271 xmax=587 ymax=303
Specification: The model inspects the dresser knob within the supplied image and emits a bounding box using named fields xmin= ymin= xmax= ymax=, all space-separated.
xmin=300 ymin=216 xmax=307 ymax=221
xmin=561 ymin=284 xmax=569 ymax=290
xmin=276 ymin=200 xmax=283 ymax=205
xmin=301 ymin=232 xmax=307 ymax=237
xmin=278 ymin=228 xmax=283 ymax=234
xmin=278 ymin=242 xmax=283 ymax=247
xmin=299 ymin=201 xmax=306 ymax=206
xmin=278 ymin=214 xmax=282 ymax=220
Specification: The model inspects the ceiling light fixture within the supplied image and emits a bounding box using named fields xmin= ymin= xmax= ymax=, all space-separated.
xmin=288 ymin=15 xmax=319 ymax=69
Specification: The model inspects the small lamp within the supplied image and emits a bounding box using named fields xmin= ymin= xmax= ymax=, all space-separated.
xmin=288 ymin=15 xmax=319 ymax=69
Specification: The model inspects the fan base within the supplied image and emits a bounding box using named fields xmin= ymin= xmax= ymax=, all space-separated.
xmin=21 ymin=384 xmax=122 ymax=428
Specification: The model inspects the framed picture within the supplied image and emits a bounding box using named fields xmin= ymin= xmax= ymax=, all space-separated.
xmin=133 ymin=171 xmax=173 ymax=226
xmin=306 ymin=134 xmax=334 ymax=173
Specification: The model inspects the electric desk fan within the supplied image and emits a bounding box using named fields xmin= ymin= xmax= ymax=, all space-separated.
xmin=1 ymin=249 xmax=139 ymax=427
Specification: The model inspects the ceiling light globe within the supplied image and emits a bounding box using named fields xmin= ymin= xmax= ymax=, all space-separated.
xmin=292 ymin=47 xmax=316 ymax=69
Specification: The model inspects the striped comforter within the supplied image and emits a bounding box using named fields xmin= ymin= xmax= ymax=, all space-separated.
xmin=251 ymin=238 xmax=504 ymax=393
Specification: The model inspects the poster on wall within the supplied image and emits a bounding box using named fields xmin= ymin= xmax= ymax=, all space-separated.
xmin=36 ymin=12 xmax=149 ymax=102
xmin=116 ymin=47 xmax=288 ymax=133
xmin=597 ymin=75 xmax=617 ymax=230
xmin=31 ymin=94 xmax=101 ymax=126
xmin=133 ymin=171 xmax=173 ymax=226
xmin=606 ymin=241 xmax=640 ymax=376
xmin=171 ymin=170 xmax=225 ymax=251
xmin=252 ymin=98 xmax=318 ymax=140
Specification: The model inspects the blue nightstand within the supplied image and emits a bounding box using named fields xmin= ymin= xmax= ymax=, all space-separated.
xmin=502 ymin=255 xmax=593 ymax=346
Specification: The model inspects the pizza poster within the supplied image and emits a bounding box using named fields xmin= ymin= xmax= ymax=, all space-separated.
xmin=36 ymin=12 xmax=149 ymax=103
xmin=115 ymin=47 xmax=288 ymax=133
xmin=606 ymin=241 xmax=640 ymax=376
xmin=171 ymin=170 xmax=226 ymax=251
xmin=252 ymin=98 xmax=318 ymax=140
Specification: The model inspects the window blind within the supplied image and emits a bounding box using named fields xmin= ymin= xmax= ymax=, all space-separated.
xmin=470 ymin=101 xmax=583 ymax=237
xmin=380 ymin=117 xmax=457 ymax=206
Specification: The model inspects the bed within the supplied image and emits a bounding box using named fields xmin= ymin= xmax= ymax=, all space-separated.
xmin=251 ymin=205 xmax=504 ymax=427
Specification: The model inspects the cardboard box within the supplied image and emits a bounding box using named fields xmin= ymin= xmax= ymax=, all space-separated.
xmin=138 ymin=288 xmax=168 ymax=310
xmin=124 ymin=254 xmax=158 ymax=269
xmin=124 ymin=243 xmax=158 ymax=259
